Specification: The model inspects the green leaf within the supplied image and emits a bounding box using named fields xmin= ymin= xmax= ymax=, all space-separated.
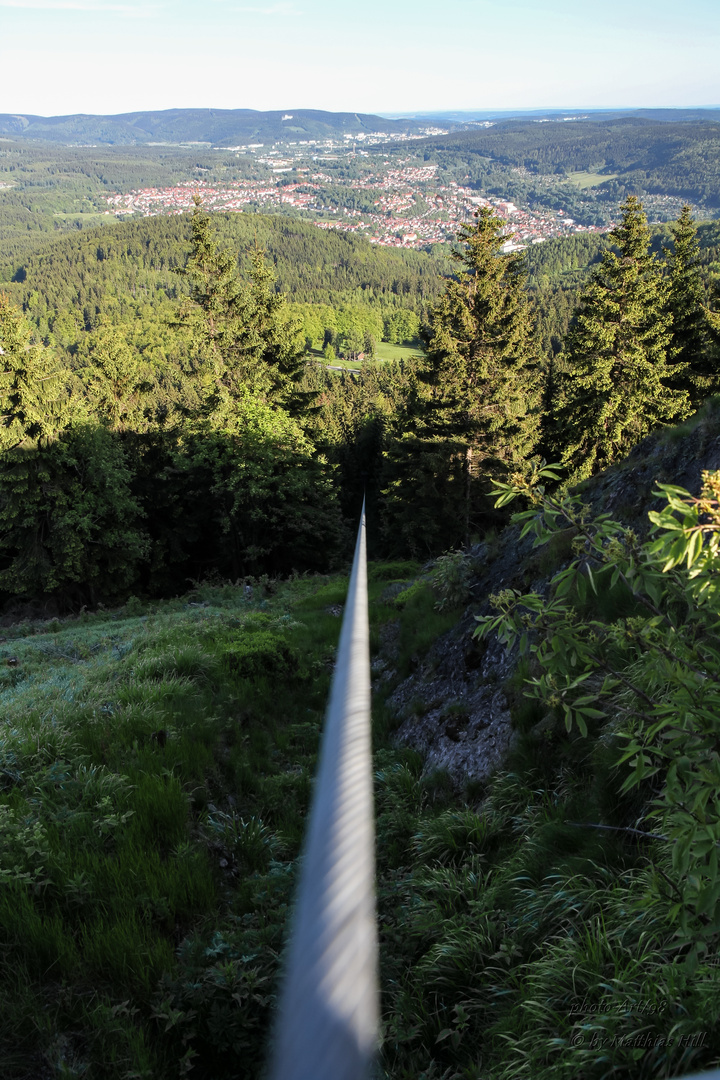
xmin=686 ymin=529 xmax=703 ymax=568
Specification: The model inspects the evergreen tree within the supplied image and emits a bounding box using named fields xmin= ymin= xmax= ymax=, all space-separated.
xmin=0 ymin=293 xmax=68 ymax=451
xmin=0 ymin=298 xmax=147 ymax=604
xmin=665 ymin=205 xmax=719 ymax=408
xmin=77 ymin=325 xmax=151 ymax=431
xmin=167 ymin=207 xmax=343 ymax=579
xmin=421 ymin=207 xmax=539 ymax=465
xmin=384 ymin=207 xmax=540 ymax=546
xmin=554 ymin=196 xmax=688 ymax=482
xmin=0 ymin=424 xmax=149 ymax=604
xmin=178 ymin=204 xmax=307 ymax=414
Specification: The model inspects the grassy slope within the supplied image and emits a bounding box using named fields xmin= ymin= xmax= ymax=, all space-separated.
xmin=566 ymin=171 xmax=620 ymax=189
xmin=0 ymin=562 xmax=429 ymax=1079
xmin=374 ymin=341 xmax=423 ymax=363
xmin=2 ymin=547 xmax=719 ymax=1079
xmin=0 ymin=576 xmax=348 ymax=1077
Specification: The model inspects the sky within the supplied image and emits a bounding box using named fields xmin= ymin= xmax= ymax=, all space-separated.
xmin=1 ymin=0 xmax=719 ymax=118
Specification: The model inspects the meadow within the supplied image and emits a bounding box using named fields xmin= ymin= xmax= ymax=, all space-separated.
xmin=0 ymin=561 xmax=435 ymax=1078
xmin=566 ymin=171 xmax=620 ymax=189
xmin=374 ymin=342 xmax=423 ymax=363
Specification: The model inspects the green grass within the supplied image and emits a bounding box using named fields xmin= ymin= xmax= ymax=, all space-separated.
xmin=1 ymin=562 xmax=719 ymax=1078
xmin=307 ymin=341 xmax=423 ymax=370
xmin=0 ymin=564 xmax=425 ymax=1078
xmin=52 ymin=212 xmax=116 ymax=222
xmin=0 ymin=576 xmax=343 ymax=1077
xmin=325 ymin=356 xmax=363 ymax=370
xmin=374 ymin=341 xmax=424 ymax=362
xmin=566 ymin=170 xmax=620 ymax=189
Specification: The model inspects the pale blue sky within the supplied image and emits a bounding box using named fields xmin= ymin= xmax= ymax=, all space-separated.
xmin=1 ymin=0 xmax=719 ymax=117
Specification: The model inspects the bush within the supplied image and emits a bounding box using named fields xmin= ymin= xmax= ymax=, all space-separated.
xmin=221 ymin=632 xmax=299 ymax=681
xmin=476 ymin=462 xmax=720 ymax=968
xmin=429 ymin=549 xmax=475 ymax=611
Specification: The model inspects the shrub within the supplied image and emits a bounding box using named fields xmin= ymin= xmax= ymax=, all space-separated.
xmin=476 ymin=461 xmax=720 ymax=968
xmin=221 ymin=632 xmax=298 ymax=681
xmin=429 ymin=549 xmax=475 ymax=611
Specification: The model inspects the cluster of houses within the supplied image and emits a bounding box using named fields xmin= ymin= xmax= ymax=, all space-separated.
xmin=104 ymin=160 xmax=615 ymax=250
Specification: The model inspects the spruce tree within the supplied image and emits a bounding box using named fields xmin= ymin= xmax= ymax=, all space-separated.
xmin=77 ymin=325 xmax=150 ymax=431
xmin=405 ymin=206 xmax=540 ymax=542
xmin=179 ymin=204 xmax=307 ymax=414
xmin=554 ymin=196 xmax=688 ymax=482
xmin=170 ymin=207 xmax=342 ymax=579
xmin=0 ymin=298 xmax=147 ymax=603
xmin=665 ymin=205 xmax=718 ymax=408
xmin=0 ymin=293 xmax=68 ymax=451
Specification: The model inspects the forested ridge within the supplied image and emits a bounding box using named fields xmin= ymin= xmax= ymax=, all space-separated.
xmin=414 ymin=117 xmax=720 ymax=208
xmin=0 ymin=107 xmax=428 ymax=146
xmin=0 ymin=212 xmax=446 ymax=322
xmin=3 ymin=207 xmax=719 ymax=389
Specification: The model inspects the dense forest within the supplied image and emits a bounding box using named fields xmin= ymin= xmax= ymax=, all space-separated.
xmin=0 ymin=196 xmax=718 ymax=608
xmin=413 ymin=117 xmax=720 ymax=208
xmin=0 ymin=213 xmax=446 ymax=320
xmin=3 ymin=207 xmax=719 ymax=387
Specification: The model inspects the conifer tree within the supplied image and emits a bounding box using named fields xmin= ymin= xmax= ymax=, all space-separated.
xmin=0 ymin=293 xmax=68 ymax=451
xmin=554 ymin=196 xmax=688 ymax=482
xmin=179 ymin=204 xmax=307 ymax=414
xmin=665 ymin=205 xmax=719 ymax=408
xmin=0 ymin=298 xmax=147 ymax=603
xmin=78 ymin=325 xmax=150 ymax=431
xmin=422 ymin=206 xmax=539 ymax=463
xmin=390 ymin=206 xmax=540 ymax=544
xmin=167 ymin=207 xmax=342 ymax=581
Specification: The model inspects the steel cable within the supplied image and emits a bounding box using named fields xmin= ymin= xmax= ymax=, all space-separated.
xmin=265 ymin=502 xmax=720 ymax=1080
xmin=268 ymin=499 xmax=378 ymax=1080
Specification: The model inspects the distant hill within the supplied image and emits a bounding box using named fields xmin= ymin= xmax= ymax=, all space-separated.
xmin=0 ymin=108 xmax=431 ymax=147
xmin=394 ymin=107 xmax=720 ymax=124
xmin=0 ymin=212 xmax=446 ymax=323
xmin=411 ymin=116 xmax=720 ymax=207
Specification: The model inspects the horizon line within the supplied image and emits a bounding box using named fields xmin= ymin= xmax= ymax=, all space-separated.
xmin=2 ymin=103 xmax=720 ymax=121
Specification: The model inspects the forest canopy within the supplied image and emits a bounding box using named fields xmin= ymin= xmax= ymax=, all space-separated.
xmin=0 ymin=196 xmax=717 ymax=608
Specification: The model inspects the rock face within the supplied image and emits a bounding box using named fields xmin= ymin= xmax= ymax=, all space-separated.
xmin=381 ymin=400 xmax=720 ymax=787
xmin=584 ymin=407 xmax=720 ymax=530
xmin=384 ymin=617 xmax=518 ymax=787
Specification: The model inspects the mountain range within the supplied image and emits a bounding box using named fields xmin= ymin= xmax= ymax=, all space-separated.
xmin=0 ymin=107 xmax=430 ymax=146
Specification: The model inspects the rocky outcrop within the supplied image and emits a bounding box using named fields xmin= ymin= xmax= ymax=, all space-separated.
xmin=380 ymin=399 xmax=720 ymax=786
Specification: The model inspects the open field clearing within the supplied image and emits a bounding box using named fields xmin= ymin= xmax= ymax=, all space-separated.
xmin=374 ymin=341 xmax=423 ymax=362
xmin=566 ymin=170 xmax=620 ymax=188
